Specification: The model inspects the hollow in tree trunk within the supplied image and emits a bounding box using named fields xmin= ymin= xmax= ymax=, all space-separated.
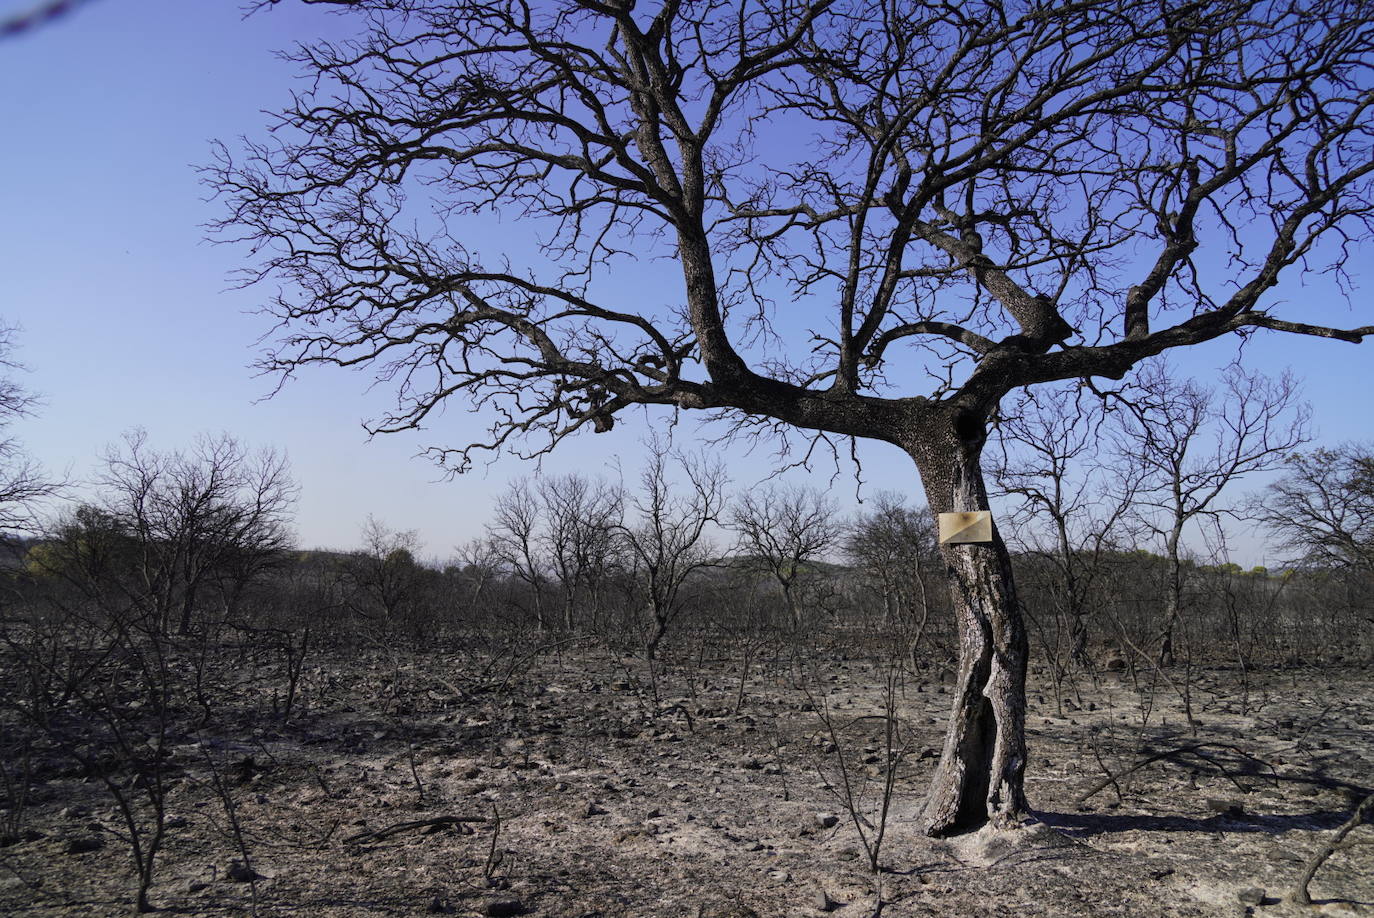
xmin=908 ymin=410 xmax=1029 ymax=836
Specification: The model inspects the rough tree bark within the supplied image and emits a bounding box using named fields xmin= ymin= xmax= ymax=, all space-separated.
xmin=906 ymin=406 xmax=1029 ymax=833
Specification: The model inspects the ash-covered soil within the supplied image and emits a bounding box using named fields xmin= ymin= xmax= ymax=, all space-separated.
xmin=2 ymin=642 xmax=1371 ymax=917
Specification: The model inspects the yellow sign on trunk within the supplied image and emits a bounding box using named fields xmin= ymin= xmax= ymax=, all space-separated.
xmin=938 ymin=511 xmax=993 ymax=544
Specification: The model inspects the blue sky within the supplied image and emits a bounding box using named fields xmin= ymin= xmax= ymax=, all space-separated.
xmin=1 ymin=0 xmax=1369 ymax=564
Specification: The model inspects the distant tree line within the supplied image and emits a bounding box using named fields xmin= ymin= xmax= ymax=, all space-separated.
xmin=4 ymin=412 xmax=1369 ymax=676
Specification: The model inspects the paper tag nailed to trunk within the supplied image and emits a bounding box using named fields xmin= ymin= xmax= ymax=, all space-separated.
xmin=938 ymin=511 xmax=993 ymax=544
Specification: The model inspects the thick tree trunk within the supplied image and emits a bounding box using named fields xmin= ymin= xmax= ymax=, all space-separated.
xmin=907 ymin=410 xmax=1029 ymax=837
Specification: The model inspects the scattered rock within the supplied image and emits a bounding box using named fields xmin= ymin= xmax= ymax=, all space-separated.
xmin=583 ymin=801 xmax=608 ymax=818
xmin=187 ymin=880 xmax=210 ymax=893
xmin=814 ymin=888 xmax=838 ymax=912
xmin=814 ymin=812 xmax=840 ymax=830
xmin=484 ymin=898 xmax=525 ymax=917
xmin=1237 ymin=887 xmax=1265 ymax=906
xmin=225 ymin=859 xmax=262 ymax=883
xmin=426 ymin=895 xmax=454 ymax=913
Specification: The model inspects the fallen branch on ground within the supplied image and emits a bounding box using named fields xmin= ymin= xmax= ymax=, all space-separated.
xmin=1076 ymin=743 xmax=1276 ymax=804
xmin=1289 ymin=793 xmax=1374 ymax=906
xmin=343 ymin=815 xmax=487 ymax=845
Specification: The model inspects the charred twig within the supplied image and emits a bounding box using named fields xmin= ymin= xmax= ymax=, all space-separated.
xmin=493 ymin=637 xmax=584 ymax=695
xmin=484 ymin=803 xmax=503 ymax=881
xmin=343 ymin=815 xmax=487 ymax=845
xmin=1076 ymin=743 xmax=1275 ymax=804
xmin=1289 ymin=793 xmax=1374 ymax=906
xmin=1088 ymin=743 xmax=1125 ymax=805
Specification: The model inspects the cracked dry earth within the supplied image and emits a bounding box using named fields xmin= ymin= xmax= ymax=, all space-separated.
xmin=2 ymin=645 xmax=1371 ymax=917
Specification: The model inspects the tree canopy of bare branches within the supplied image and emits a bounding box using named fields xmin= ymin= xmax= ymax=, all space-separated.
xmin=992 ymin=384 xmax=1138 ymax=668
xmin=845 ymin=491 xmax=938 ymax=625
xmin=0 ymin=323 xmax=56 ymax=538
xmin=213 ymin=0 xmax=1374 ymax=835
xmin=617 ymin=437 xmax=727 ymax=658
xmin=40 ymin=431 xmax=298 ymax=634
xmin=344 ymin=515 xmax=424 ymax=625
xmin=1115 ymin=363 xmax=1308 ymax=665
xmin=730 ymin=483 xmax=842 ymax=632
xmin=1254 ymin=443 xmax=1374 ymax=572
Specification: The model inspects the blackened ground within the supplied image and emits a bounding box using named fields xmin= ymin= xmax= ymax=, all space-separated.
xmin=1 ymin=641 xmax=1370 ymax=917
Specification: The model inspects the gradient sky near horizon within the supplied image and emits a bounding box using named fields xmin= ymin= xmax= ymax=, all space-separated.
xmin=1 ymin=0 xmax=1370 ymax=564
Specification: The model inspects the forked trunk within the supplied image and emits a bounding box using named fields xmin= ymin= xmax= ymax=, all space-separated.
xmin=907 ymin=410 xmax=1029 ymax=837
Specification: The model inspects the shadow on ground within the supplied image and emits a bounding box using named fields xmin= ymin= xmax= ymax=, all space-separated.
xmin=1035 ymin=807 xmax=1351 ymax=837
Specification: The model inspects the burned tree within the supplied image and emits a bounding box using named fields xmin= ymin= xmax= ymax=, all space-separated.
xmin=214 ymin=0 xmax=1374 ymax=835
xmin=845 ymin=492 xmax=940 ymax=634
xmin=0 ymin=322 xmax=56 ymax=539
xmin=1115 ymin=363 xmax=1308 ymax=667
xmin=991 ymin=384 xmax=1139 ymax=672
xmin=79 ymin=431 xmax=297 ymax=634
xmin=730 ymin=483 xmax=842 ymax=633
xmin=1253 ymin=443 xmax=1374 ymax=572
xmin=344 ymin=515 xmax=424 ymax=627
xmin=538 ymin=473 xmax=624 ymax=631
xmin=617 ymin=437 xmax=726 ymax=660
xmin=845 ymin=491 xmax=943 ymax=663
xmin=486 ymin=479 xmax=552 ymax=630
